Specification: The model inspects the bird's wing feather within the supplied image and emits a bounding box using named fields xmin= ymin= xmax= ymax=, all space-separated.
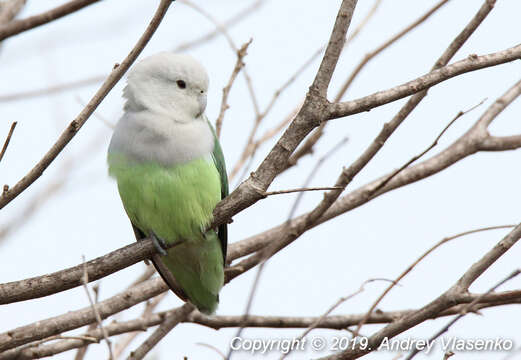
xmin=131 ymin=224 xmax=188 ymax=301
xmin=206 ymin=118 xmax=228 ymax=263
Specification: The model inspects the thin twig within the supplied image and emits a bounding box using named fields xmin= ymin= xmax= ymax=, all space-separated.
xmin=74 ymin=283 xmax=100 ymax=360
xmin=81 ymin=256 xmax=113 ymax=359
xmin=264 ymin=186 xmax=344 ymax=196
xmin=0 ymin=121 xmax=16 ymax=163
xmin=215 ymin=39 xmax=252 ymax=137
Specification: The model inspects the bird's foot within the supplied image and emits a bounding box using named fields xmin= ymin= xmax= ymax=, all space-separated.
xmin=151 ymin=232 xmax=168 ymax=256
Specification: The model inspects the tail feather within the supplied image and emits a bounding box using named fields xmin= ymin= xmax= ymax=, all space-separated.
xmin=159 ymin=231 xmax=224 ymax=314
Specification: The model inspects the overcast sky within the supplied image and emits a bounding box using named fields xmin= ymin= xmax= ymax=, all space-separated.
xmin=1 ymin=1 xmax=521 ymax=359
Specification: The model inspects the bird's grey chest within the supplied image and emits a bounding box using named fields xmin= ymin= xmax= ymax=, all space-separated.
xmin=109 ymin=112 xmax=215 ymax=166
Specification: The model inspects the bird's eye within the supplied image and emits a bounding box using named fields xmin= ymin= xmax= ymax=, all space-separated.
xmin=176 ymin=80 xmax=186 ymax=89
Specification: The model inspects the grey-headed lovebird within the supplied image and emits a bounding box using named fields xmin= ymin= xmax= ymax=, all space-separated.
xmin=107 ymin=53 xmax=228 ymax=314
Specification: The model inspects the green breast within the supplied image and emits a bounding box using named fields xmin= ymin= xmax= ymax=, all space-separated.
xmin=108 ymin=154 xmax=221 ymax=243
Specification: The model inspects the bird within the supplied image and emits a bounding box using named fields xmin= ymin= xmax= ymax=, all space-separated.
xmin=107 ymin=52 xmax=228 ymax=314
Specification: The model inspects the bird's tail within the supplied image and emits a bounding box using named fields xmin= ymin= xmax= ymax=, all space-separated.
xmin=157 ymin=231 xmax=224 ymax=314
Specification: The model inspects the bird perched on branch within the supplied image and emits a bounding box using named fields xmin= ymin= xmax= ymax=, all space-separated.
xmin=107 ymin=52 xmax=228 ymax=314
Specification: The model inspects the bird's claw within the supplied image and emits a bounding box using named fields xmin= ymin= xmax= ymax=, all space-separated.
xmin=151 ymin=232 xmax=168 ymax=256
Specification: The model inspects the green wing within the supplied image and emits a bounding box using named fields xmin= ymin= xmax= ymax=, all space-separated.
xmin=207 ymin=118 xmax=228 ymax=263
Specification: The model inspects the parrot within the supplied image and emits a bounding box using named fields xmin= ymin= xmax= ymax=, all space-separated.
xmin=107 ymin=52 xmax=228 ymax=314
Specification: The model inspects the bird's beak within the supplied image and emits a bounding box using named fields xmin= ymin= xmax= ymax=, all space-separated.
xmin=197 ymin=94 xmax=207 ymax=117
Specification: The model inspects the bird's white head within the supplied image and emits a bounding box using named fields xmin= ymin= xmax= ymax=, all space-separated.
xmin=123 ymin=52 xmax=209 ymax=122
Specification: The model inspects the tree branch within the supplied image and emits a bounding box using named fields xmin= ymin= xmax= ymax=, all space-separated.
xmin=0 ymin=121 xmax=16 ymax=163
xmin=0 ymin=0 xmax=102 ymax=41
xmin=311 ymin=0 xmax=358 ymax=96
xmin=127 ymin=303 xmax=194 ymax=360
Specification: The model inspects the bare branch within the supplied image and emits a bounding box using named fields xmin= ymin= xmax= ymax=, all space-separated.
xmin=0 ymin=0 xmax=102 ymax=41
xmin=127 ymin=303 xmax=194 ymax=360
xmin=215 ymin=39 xmax=252 ymax=138
xmin=479 ymin=134 xmax=521 ymax=151
xmin=0 ymin=121 xmax=16 ymax=163
xmin=81 ymin=256 xmax=113 ymax=359
xmin=0 ymin=0 xmax=25 ymax=25
xmin=263 ymin=186 xmax=344 ymax=196
xmin=311 ymin=0 xmax=358 ymax=96
xmin=0 ymin=0 xmax=173 ymax=209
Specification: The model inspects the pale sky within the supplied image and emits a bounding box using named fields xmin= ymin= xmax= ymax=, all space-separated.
xmin=1 ymin=1 xmax=520 ymax=359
